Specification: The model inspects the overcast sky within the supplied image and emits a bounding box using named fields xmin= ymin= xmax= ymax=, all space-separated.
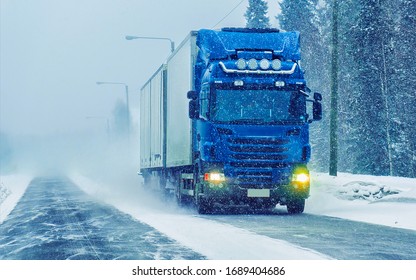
xmin=0 ymin=0 xmax=280 ymax=137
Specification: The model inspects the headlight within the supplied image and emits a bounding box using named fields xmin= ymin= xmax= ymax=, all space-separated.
xmin=292 ymin=173 xmax=310 ymax=184
xmin=292 ymin=166 xmax=310 ymax=184
xmin=204 ymin=172 xmax=226 ymax=182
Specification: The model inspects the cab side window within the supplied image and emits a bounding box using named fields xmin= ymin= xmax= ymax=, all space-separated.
xmin=200 ymin=86 xmax=209 ymax=119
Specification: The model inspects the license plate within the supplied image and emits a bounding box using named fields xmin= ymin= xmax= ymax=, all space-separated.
xmin=247 ymin=189 xmax=270 ymax=198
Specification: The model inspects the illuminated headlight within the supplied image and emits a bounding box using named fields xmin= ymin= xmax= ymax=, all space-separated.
xmin=236 ymin=58 xmax=247 ymax=70
xmin=292 ymin=173 xmax=310 ymax=184
xmin=247 ymin=58 xmax=258 ymax=70
xmin=271 ymin=59 xmax=282 ymax=70
xmin=204 ymin=172 xmax=226 ymax=182
xmin=259 ymin=59 xmax=270 ymax=70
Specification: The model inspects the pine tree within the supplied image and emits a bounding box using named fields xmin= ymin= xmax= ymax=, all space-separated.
xmin=277 ymin=0 xmax=415 ymax=177
xmin=349 ymin=0 xmax=395 ymax=175
xmin=245 ymin=0 xmax=271 ymax=28
xmin=337 ymin=0 xmax=362 ymax=174
xmin=390 ymin=0 xmax=416 ymax=177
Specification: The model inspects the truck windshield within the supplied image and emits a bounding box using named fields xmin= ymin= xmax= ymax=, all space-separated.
xmin=210 ymin=89 xmax=306 ymax=124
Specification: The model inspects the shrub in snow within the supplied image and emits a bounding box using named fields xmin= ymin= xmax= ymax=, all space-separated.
xmin=337 ymin=181 xmax=400 ymax=201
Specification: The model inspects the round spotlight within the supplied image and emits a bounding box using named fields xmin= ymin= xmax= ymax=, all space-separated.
xmin=236 ymin=58 xmax=247 ymax=70
xmin=259 ymin=59 xmax=270 ymax=70
xmin=247 ymin=58 xmax=258 ymax=70
xmin=271 ymin=59 xmax=282 ymax=70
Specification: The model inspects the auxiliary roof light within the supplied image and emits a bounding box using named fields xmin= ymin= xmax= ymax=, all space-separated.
xmin=271 ymin=59 xmax=282 ymax=70
xmin=236 ymin=58 xmax=247 ymax=70
xmin=259 ymin=59 xmax=270 ymax=70
xmin=247 ymin=58 xmax=258 ymax=70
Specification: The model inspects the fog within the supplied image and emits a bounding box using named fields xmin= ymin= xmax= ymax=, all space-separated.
xmin=0 ymin=0 xmax=280 ymax=178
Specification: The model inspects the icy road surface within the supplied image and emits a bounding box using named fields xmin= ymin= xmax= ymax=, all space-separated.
xmin=0 ymin=177 xmax=204 ymax=260
xmin=208 ymin=213 xmax=416 ymax=260
xmin=1 ymin=176 xmax=416 ymax=260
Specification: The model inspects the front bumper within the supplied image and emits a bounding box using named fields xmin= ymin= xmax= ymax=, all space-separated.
xmin=198 ymin=181 xmax=309 ymax=207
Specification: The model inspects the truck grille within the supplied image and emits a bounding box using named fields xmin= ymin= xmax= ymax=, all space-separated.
xmin=231 ymin=154 xmax=287 ymax=160
xmin=235 ymin=170 xmax=273 ymax=184
xmin=229 ymin=145 xmax=287 ymax=153
xmin=227 ymin=136 xmax=290 ymax=186
xmin=230 ymin=162 xmax=288 ymax=168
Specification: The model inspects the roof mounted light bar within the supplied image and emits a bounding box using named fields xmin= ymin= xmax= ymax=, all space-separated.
xmin=219 ymin=61 xmax=297 ymax=75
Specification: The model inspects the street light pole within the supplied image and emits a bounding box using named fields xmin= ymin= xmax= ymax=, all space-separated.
xmin=125 ymin=35 xmax=175 ymax=53
xmin=96 ymin=81 xmax=130 ymax=140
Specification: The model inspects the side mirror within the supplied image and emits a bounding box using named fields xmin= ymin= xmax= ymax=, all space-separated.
xmin=187 ymin=90 xmax=198 ymax=100
xmin=314 ymin=92 xmax=322 ymax=102
xmin=313 ymin=100 xmax=322 ymax=121
xmin=189 ymin=100 xmax=199 ymax=119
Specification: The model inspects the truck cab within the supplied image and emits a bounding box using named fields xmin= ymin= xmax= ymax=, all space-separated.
xmin=187 ymin=28 xmax=322 ymax=213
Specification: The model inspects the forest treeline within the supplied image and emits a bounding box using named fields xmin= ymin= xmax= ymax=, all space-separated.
xmin=274 ymin=0 xmax=416 ymax=177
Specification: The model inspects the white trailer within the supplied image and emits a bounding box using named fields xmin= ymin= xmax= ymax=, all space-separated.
xmin=140 ymin=32 xmax=198 ymax=172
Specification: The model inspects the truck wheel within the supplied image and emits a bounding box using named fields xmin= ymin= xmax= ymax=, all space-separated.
xmin=197 ymin=198 xmax=212 ymax=214
xmin=287 ymin=198 xmax=305 ymax=214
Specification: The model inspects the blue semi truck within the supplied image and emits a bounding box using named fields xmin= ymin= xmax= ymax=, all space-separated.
xmin=140 ymin=28 xmax=322 ymax=214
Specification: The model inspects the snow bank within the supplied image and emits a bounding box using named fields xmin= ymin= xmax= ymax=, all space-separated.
xmin=0 ymin=174 xmax=33 ymax=224
xmin=307 ymin=172 xmax=416 ymax=230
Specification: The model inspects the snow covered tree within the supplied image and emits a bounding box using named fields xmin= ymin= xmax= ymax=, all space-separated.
xmin=391 ymin=0 xmax=416 ymax=177
xmin=336 ymin=0 xmax=416 ymax=177
xmin=348 ymin=0 xmax=396 ymax=175
xmin=245 ymin=0 xmax=271 ymax=28
xmin=276 ymin=0 xmax=415 ymax=177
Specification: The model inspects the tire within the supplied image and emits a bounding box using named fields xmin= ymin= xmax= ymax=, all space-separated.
xmin=196 ymin=197 xmax=212 ymax=214
xmin=287 ymin=198 xmax=305 ymax=214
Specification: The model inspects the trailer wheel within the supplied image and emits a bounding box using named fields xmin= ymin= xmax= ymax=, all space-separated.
xmin=176 ymin=190 xmax=191 ymax=206
xmin=287 ymin=198 xmax=305 ymax=214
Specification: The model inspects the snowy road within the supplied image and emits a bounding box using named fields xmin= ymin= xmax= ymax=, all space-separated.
xmin=209 ymin=213 xmax=416 ymax=260
xmin=0 ymin=177 xmax=204 ymax=260
xmin=1 ymin=177 xmax=415 ymax=260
